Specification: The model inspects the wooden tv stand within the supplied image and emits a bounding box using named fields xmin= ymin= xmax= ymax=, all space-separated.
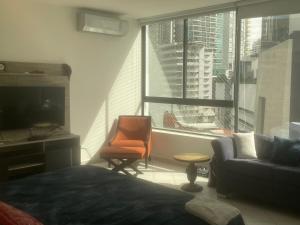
xmin=0 ymin=134 xmax=80 ymax=182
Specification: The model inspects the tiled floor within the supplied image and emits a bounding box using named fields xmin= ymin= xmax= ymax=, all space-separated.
xmin=95 ymin=160 xmax=300 ymax=225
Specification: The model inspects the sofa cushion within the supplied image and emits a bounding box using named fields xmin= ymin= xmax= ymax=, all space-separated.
xmin=271 ymin=136 xmax=300 ymax=166
xmin=100 ymin=146 xmax=146 ymax=159
xmin=211 ymin=137 xmax=236 ymax=163
xmin=224 ymin=159 xmax=274 ymax=180
xmin=233 ymin=132 xmax=257 ymax=159
xmin=271 ymin=165 xmax=300 ymax=187
xmin=255 ymin=134 xmax=274 ymax=160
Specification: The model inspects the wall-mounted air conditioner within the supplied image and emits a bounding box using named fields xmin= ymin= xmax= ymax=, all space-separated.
xmin=78 ymin=10 xmax=128 ymax=36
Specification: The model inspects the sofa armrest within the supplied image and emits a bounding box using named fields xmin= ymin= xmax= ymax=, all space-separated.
xmin=211 ymin=137 xmax=235 ymax=164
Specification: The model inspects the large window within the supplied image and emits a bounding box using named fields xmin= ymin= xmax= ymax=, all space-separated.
xmin=143 ymin=11 xmax=236 ymax=136
xmin=142 ymin=0 xmax=300 ymax=137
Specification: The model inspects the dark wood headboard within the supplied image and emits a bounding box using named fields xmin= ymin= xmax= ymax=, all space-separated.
xmin=0 ymin=61 xmax=72 ymax=77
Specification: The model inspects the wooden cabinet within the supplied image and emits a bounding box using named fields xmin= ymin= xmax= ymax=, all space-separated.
xmin=0 ymin=134 xmax=80 ymax=182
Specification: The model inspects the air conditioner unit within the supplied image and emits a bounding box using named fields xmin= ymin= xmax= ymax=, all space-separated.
xmin=78 ymin=10 xmax=128 ymax=36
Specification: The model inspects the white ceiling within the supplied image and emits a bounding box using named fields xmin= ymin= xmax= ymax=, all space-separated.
xmin=34 ymin=0 xmax=237 ymax=18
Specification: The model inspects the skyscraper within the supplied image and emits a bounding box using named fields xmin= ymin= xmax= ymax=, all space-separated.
xmin=261 ymin=15 xmax=289 ymax=50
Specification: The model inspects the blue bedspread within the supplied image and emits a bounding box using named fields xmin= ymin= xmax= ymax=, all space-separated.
xmin=0 ymin=165 xmax=244 ymax=225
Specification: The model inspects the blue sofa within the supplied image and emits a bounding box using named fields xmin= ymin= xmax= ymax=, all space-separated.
xmin=211 ymin=135 xmax=300 ymax=209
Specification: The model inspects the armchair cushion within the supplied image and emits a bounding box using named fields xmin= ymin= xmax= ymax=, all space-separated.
xmin=101 ymin=146 xmax=146 ymax=159
xmin=111 ymin=140 xmax=145 ymax=147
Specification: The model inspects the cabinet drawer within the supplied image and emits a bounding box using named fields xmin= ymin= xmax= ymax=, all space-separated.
xmin=45 ymin=148 xmax=71 ymax=171
xmin=45 ymin=139 xmax=76 ymax=151
xmin=0 ymin=143 xmax=43 ymax=158
xmin=7 ymin=153 xmax=46 ymax=179
xmin=8 ymin=153 xmax=45 ymax=166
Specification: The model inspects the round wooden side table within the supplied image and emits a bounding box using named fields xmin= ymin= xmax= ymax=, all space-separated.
xmin=174 ymin=153 xmax=210 ymax=192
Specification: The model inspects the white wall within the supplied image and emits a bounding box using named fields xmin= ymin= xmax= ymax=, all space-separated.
xmin=151 ymin=130 xmax=215 ymax=165
xmin=0 ymin=0 xmax=141 ymax=163
xmin=0 ymin=0 xmax=216 ymax=165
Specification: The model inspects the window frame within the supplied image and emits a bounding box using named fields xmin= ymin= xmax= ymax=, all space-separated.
xmin=141 ymin=0 xmax=300 ymax=135
xmin=141 ymin=10 xmax=237 ymax=135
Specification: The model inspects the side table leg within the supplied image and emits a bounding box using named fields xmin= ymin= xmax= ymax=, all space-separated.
xmin=186 ymin=162 xmax=197 ymax=184
xmin=181 ymin=162 xmax=203 ymax=192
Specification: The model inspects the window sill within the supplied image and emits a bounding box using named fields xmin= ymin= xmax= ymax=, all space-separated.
xmin=152 ymin=128 xmax=219 ymax=140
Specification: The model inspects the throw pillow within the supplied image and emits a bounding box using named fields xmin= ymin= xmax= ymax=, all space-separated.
xmin=0 ymin=201 xmax=43 ymax=225
xmin=271 ymin=136 xmax=300 ymax=166
xmin=254 ymin=134 xmax=274 ymax=160
xmin=233 ymin=132 xmax=257 ymax=159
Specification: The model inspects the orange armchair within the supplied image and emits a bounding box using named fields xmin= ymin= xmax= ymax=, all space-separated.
xmin=101 ymin=115 xmax=152 ymax=175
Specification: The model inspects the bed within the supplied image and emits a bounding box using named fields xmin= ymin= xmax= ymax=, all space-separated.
xmin=0 ymin=165 xmax=244 ymax=225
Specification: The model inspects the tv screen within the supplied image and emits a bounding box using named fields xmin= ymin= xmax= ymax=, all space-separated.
xmin=0 ymin=87 xmax=65 ymax=130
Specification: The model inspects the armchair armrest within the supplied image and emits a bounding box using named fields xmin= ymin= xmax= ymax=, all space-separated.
xmin=108 ymin=132 xmax=120 ymax=146
xmin=211 ymin=137 xmax=235 ymax=165
xmin=144 ymin=128 xmax=152 ymax=145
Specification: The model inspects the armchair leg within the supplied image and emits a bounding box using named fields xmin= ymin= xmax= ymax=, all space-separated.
xmin=106 ymin=158 xmax=142 ymax=176
xmin=148 ymin=155 xmax=152 ymax=161
xmin=145 ymin=157 xmax=148 ymax=169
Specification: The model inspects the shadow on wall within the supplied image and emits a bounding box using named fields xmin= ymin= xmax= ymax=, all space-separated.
xmin=80 ymin=32 xmax=142 ymax=164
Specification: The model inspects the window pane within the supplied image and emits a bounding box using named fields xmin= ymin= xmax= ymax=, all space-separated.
xmin=145 ymin=102 xmax=233 ymax=136
xmin=187 ymin=11 xmax=236 ymax=100
xmin=239 ymin=14 xmax=300 ymax=138
xmin=146 ymin=19 xmax=184 ymax=98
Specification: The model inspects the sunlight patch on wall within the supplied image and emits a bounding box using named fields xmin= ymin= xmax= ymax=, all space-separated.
xmin=81 ymin=31 xmax=141 ymax=163
xmin=107 ymin=31 xmax=141 ymax=124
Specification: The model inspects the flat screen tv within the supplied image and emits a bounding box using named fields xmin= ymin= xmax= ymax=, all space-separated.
xmin=0 ymin=87 xmax=65 ymax=130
